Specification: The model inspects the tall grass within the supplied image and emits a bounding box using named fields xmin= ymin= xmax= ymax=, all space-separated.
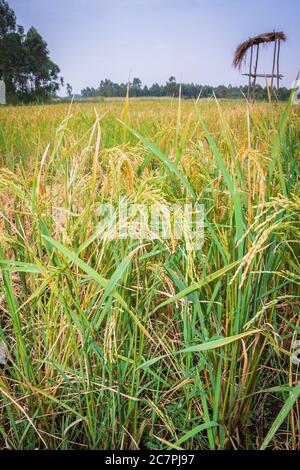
xmin=0 ymin=98 xmax=299 ymax=450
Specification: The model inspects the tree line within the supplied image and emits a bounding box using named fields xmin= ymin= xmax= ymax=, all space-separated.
xmin=81 ymin=76 xmax=291 ymax=101
xmin=0 ymin=0 xmax=63 ymax=103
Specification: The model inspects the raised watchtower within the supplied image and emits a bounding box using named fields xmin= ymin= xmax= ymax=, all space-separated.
xmin=233 ymin=31 xmax=286 ymax=101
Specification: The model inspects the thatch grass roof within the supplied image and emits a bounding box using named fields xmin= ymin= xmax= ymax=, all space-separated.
xmin=233 ymin=31 xmax=287 ymax=70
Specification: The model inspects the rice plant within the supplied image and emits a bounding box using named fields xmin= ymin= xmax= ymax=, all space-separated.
xmin=0 ymin=97 xmax=299 ymax=450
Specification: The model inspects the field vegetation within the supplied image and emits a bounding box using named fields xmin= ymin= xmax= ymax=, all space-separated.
xmin=0 ymin=97 xmax=299 ymax=450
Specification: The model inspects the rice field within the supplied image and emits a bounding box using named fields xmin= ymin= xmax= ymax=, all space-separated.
xmin=0 ymin=97 xmax=299 ymax=450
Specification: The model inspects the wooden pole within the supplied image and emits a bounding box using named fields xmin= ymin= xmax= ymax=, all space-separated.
xmin=242 ymin=73 xmax=283 ymax=79
xmin=248 ymin=45 xmax=253 ymax=100
xmin=276 ymin=39 xmax=281 ymax=95
xmin=252 ymin=43 xmax=259 ymax=102
xmin=271 ymin=38 xmax=277 ymax=90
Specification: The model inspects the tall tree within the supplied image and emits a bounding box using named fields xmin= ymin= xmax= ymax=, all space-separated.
xmin=23 ymin=27 xmax=61 ymax=99
xmin=165 ymin=76 xmax=178 ymax=96
xmin=131 ymin=77 xmax=142 ymax=97
xmin=0 ymin=0 xmax=63 ymax=102
xmin=0 ymin=0 xmax=16 ymax=36
xmin=0 ymin=0 xmax=20 ymax=95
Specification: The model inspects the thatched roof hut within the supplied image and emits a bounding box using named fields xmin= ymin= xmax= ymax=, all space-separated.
xmin=233 ymin=31 xmax=286 ymax=70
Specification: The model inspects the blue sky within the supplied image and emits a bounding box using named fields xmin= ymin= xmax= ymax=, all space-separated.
xmin=9 ymin=0 xmax=300 ymax=94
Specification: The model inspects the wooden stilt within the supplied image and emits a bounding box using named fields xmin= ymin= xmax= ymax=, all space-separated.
xmin=276 ymin=39 xmax=281 ymax=95
xmin=271 ymin=38 xmax=277 ymax=90
xmin=248 ymin=45 xmax=253 ymax=100
xmin=252 ymin=44 xmax=259 ymax=102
